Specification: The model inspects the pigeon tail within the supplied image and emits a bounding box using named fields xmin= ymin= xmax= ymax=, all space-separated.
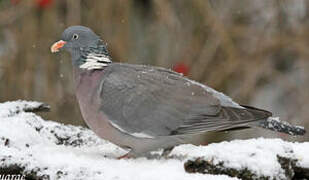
xmin=241 ymin=105 xmax=305 ymax=136
xmin=257 ymin=117 xmax=306 ymax=136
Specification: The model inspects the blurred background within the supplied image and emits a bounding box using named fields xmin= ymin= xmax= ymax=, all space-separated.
xmin=0 ymin=0 xmax=308 ymax=141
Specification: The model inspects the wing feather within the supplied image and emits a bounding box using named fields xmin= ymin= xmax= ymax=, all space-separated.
xmin=99 ymin=63 xmax=271 ymax=137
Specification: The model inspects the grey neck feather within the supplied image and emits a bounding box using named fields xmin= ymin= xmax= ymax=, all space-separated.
xmin=74 ymin=40 xmax=112 ymax=70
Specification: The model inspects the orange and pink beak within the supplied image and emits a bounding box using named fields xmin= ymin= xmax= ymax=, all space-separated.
xmin=50 ymin=40 xmax=67 ymax=53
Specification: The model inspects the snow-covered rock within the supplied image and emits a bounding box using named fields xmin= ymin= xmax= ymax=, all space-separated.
xmin=0 ymin=100 xmax=308 ymax=180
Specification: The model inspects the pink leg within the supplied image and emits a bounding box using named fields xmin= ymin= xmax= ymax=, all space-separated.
xmin=117 ymin=152 xmax=135 ymax=159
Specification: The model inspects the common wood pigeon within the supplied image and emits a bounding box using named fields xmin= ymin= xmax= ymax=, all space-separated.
xmin=51 ymin=26 xmax=305 ymax=158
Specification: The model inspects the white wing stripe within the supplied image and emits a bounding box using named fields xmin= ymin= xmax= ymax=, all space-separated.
xmin=109 ymin=121 xmax=155 ymax=139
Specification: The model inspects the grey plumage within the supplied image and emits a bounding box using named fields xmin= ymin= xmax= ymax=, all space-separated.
xmin=51 ymin=26 xmax=306 ymax=158
xmin=100 ymin=63 xmax=271 ymax=136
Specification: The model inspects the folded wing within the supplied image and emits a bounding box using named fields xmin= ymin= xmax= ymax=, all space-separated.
xmin=99 ymin=63 xmax=272 ymax=137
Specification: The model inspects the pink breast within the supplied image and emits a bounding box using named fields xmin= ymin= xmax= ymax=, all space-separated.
xmin=73 ymin=68 xmax=107 ymax=132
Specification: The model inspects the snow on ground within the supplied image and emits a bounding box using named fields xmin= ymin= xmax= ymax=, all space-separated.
xmin=172 ymin=139 xmax=309 ymax=179
xmin=0 ymin=101 xmax=308 ymax=180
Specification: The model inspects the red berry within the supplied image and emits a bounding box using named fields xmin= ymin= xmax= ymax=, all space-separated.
xmin=36 ymin=0 xmax=53 ymax=9
xmin=172 ymin=62 xmax=190 ymax=76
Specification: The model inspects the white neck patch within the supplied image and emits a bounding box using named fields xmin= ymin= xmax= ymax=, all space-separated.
xmin=80 ymin=53 xmax=112 ymax=70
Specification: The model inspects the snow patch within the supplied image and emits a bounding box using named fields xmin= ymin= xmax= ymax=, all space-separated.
xmin=0 ymin=100 xmax=45 ymax=118
xmin=0 ymin=100 xmax=308 ymax=180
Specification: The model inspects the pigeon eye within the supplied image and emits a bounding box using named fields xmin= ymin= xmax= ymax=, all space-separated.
xmin=72 ymin=34 xmax=79 ymax=40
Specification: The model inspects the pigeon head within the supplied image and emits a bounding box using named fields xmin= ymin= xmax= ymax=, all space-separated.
xmin=51 ymin=26 xmax=112 ymax=70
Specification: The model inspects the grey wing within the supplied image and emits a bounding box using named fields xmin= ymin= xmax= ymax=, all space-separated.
xmin=99 ymin=63 xmax=271 ymax=137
